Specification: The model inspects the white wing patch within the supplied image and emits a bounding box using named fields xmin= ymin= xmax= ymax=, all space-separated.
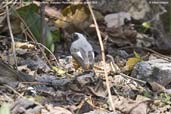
xmin=76 ymin=51 xmax=84 ymax=60
xmin=92 ymin=51 xmax=95 ymax=59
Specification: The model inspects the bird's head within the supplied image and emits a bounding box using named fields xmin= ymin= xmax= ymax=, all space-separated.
xmin=71 ymin=32 xmax=87 ymax=42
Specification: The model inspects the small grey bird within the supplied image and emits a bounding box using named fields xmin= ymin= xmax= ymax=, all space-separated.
xmin=70 ymin=32 xmax=94 ymax=70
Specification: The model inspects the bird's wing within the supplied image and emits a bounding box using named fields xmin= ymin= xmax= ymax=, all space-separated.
xmin=70 ymin=48 xmax=85 ymax=66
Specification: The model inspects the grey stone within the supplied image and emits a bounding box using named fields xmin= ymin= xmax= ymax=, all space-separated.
xmin=104 ymin=12 xmax=131 ymax=28
xmin=131 ymin=59 xmax=171 ymax=86
xmin=92 ymin=0 xmax=150 ymax=20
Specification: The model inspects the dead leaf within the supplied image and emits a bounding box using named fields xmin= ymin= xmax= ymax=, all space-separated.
xmin=124 ymin=52 xmax=143 ymax=71
xmin=55 ymin=4 xmax=91 ymax=32
xmin=112 ymin=96 xmax=151 ymax=114
xmin=1 ymin=16 xmax=22 ymax=34
xmin=15 ymin=42 xmax=35 ymax=49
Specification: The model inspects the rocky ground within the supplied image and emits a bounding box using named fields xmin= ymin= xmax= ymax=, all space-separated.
xmin=0 ymin=0 xmax=171 ymax=114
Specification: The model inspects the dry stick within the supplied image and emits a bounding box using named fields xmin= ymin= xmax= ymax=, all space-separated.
xmin=0 ymin=0 xmax=15 ymax=10
xmin=87 ymin=1 xmax=115 ymax=111
xmin=0 ymin=0 xmax=13 ymax=16
xmin=120 ymin=46 xmax=171 ymax=62
xmin=119 ymin=73 xmax=146 ymax=84
xmin=6 ymin=1 xmax=18 ymax=69
xmin=4 ymin=84 xmax=23 ymax=98
xmin=4 ymin=84 xmax=44 ymax=108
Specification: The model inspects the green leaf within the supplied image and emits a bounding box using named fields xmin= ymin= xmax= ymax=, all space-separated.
xmin=52 ymin=29 xmax=61 ymax=42
xmin=46 ymin=30 xmax=55 ymax=52
xmin=16 ymin=3 xmax=60 ymax=52
xmin=143 ymin=91 xmax=152 ymax=98
xmin=142 ymin=22 xmax=151 ymax=29
xmin=159 ymin=93 xmax=171 ymax=105
xmin=0 ymin=103 xmax=11 ymax=114
xmin=52 ymin=66 xmax=66 ymax=75
xmin=17 ymin=3 xmax=39 ymax=16
xmin=133 ymin=51 xmax=141 ymax=59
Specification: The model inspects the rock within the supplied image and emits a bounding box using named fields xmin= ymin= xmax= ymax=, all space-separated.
xmin=131 ymin=59 xmax=171 ymax=86
xmin=92 ymin=0 xmax=118 ymax=14
xmin=136 ymin=33 xmax=154 ymax=47
xmin=104 ymin=12 xmax=131 ymax=28
xmin=92 ymin=0 xmax=150 ymax=20
xmin=127 ymin=0 xmax=150 ymax=20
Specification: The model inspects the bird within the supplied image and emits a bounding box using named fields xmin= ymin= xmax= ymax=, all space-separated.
xmin=70 ymin=32 xmax=95 ymax=70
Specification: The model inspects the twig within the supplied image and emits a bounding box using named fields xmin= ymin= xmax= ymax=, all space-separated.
xmin=120 ymin=46 xmax=171 ymax=62
xmin=0 ymin=0 xmax=15 ymax=10
xmin=4 ymin=84 xmax=23 ymax=98
xmin=119 ymin=73 xmax=146 ymax=84
xmin=20 ymin=81 xmax=50 ymax=85
xmin=6 ymin=0 xmax=18 ymax=69
xmin=106 ymin=55 xmax=120 ymax=73
xmin=87 ymin=0 xmax=115 ymax=111
xmin=0 ymin=0 xmax=18 ymax=16
xmin=4 ymin=84 xmax=44 ymax=108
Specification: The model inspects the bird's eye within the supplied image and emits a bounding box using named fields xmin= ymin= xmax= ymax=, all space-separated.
xmin=72 ymin=33 xmax=79 ymax=41
xmin=73 ymin=34 xmax=78 ymax=38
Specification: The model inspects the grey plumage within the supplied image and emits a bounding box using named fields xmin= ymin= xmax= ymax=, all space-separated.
xmin=70 ymin=32 xmax=94 ymax=70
